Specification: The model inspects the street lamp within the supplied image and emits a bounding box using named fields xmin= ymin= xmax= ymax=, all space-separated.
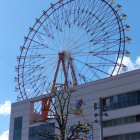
xmin=93 ymin=98 xmax=108 ymax=140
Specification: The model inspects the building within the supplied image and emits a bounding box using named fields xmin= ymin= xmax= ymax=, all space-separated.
xmin=9 ymin=69 xmax=140 ymax=140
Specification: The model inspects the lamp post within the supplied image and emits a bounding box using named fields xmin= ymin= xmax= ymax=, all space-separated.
xmin=93 ymin=98 xmax=108 ymax=140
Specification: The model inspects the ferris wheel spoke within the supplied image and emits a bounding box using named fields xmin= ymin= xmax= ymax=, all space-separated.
xmin=64 ymin=25 xmax=73 ymax=50
xmin=22 ymin=60 xmax=50 ymax=71
xmin=64 ymin=10 xmax=72 ymax=26
xmin=36 ymin=19 xmax=55 ymax=41
xmin=28 ymin=61 xmax=55 ymax=75
xmin=35 ymin=29 xmax=54 ymax=43
xmin=37 ymin=81 xmax=48 ymax=96
xmin=74 ymin=65 xmax=93 ymax=83
xmin=39 ymin=81 xmax=52 ymax=94
xmin=66 ymin=39 xmax=120 ymax=58
xmin=22 ymin=59 xmax=57 ymax=79
xmin=23 ymin=56 xmax=56 ymax=67
xmin=78 ymin=72 xmax=90 ymax=83
xmin=80 ymin=0 xmax=105 ymax=28
xmin=88 ymin=67 xmax=100 ymax=79
xmin=23 ymin=75 xmax=47 ymax=93
xmin=93 ymin=2 xmax=108 ymax=19
xmin=52 ymin=9 xmax=62 ymax=30
xmin=90 ymin=22 xmax=118 ymax=42
xmin=66 ymin=30 xmax=88 ymax=51
xmin=91 ymin=50 xmax=124 ymax=56
xmin=24 ymin=37 xmax=49 ymax=48
xmin=30 ymin=28 xmax=47 ymax=37
xmin=35 ymin=29 xmax=62 ymax=51
xmin=27 ymin=83 xmax=44 ymax=98
xmin=92 ymin=3 xmax=112 ymax=25
xmin=44 ymin=12 xmax=58 ymax=31
xmin=64 ymin=12 xmax=88 ymax=49
xmin=87 ymin=63 xmax=119 ymax=67
xmin=94 ymin=29 xmax=121 ymax=42
xmin=97 ymin=21 xmax=119 ymax=37
xmin=28 ymin=76 xmax=48 ymax=94
xmin=94 ymin=55 xmax=122 ymax=67
xmin=100 ymin=8 xmax=114 ymax=23
xmin=99 ymin=11 xmax=115 ymax=27
xmin=89 ymin=12 xmax=115 ymax=35
xmin=84 ymin=3 xmax=106 ymax=29
xmin=51 ymin=13 xmax=66 ymax=50
xmin=23 ymin=69 xmax=46 ymax=83
xmin=89 ymin=39 xmax=119 ymax=48
xmin=69 ymin=40 xmax=91 ymax=52
xmin=44 ymin=13 xmax=58 ymax=34
xmin=44 ymin=13 xmax=64 ymax=49
xmin=73 ymin=58 xmax=111 ymax=76
xmin=73 ymin=46 xmax=121 ymax=57
xmin=89 ymin=19 xmax=118 ymax=37
xmin=35 ymin=32 xmax=60 ymax=52
xmin=90 ymin=33 xmax=118 ymax=46
xmin=85 ymin=63 xmax=110 ymax=76
xmin=89 ymin=49 xmax=122 ymax=56
xmin=81 ymin=12 xmax=96 ymax=29
xmin=88 ymin=0 xmax=98 ymax=13
xmin=23 ymin=53 xmax=57 ymax=60
xmin=102 ymin=12 xmax=117 ymax=26
xmin=25 ymin=38 xmax=60 ymax=54
xmin=44 ymin=82 xmax=52 ymax=94
xmin=77 ymin=61 xmax=101 ymax=80
xmin=23 ymin=62 xmax=56 ymax=95
xmin=91 ymin=33 xmax=120 ymax=46
xmin=76 ymin=9 xmax=88 ymax=27
xmin=71 ymin=28 xmax=118 ymax=51
xmin=23 ymin=45 xmax=48 ymax=50
xmin=22 ymin=67 xmax=44 ymax=80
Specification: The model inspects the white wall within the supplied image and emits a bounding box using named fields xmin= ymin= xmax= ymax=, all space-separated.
xmin=68 ymin=69 xmax=140 ymax=138
xmin=9 ymin=69 xmax=140 ymax=139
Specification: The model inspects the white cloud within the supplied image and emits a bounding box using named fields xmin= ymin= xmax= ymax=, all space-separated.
xmin=0 ymin=101 xmax=11 ymax=116
xmin=109 ymin=56 xmax=140 ymax=76
xmin=0 ymin=130 xmax=9 ymax=140
xmin=121 ymin=56 xmax=140 ymax=71
xmin=136 ymin=56 xmax=140 ymax=65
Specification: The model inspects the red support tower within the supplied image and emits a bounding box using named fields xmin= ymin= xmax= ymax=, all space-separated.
xmin=41 ymin=51 xmax=78 ymax=121
xmin=52 ymin=52 xmax=78 ymax=90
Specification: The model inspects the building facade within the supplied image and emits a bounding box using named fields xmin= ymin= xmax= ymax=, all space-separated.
xmin=9 ymin=69 xmax=140 ymax=140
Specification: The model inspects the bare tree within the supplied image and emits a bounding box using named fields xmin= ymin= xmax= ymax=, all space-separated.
xmin=38 ymin=87 xmax=92 ymax=140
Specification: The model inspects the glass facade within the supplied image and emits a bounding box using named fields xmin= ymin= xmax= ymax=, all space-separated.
xmin=103 ymin=90 xmax=140 ymax=111
xmin=13 ymin=117 xmax=23 ymax=140
xmin=103 ymin=114 xmax=140 ymax=127
xmin=104 ymin=132 xmax=140 ymax=140
xmin=29 ymin=122 xmax=55 ymax=140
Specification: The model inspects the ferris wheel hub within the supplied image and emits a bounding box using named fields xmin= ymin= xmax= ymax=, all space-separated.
xmin=58 ymin=52 xmax=65 ymax=60
xmin=58 ymin=51 xmax=71 ymax=61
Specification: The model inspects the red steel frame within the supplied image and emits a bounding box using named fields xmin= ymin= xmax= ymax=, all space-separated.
xmin=52 ymin=52 xmax=78 ymax=89
xmin=41 ymin=52 xmax=78 ymax=121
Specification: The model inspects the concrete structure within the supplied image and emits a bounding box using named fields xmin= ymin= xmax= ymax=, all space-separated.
xmin=9 ymin=69 xmax=140 ymax=140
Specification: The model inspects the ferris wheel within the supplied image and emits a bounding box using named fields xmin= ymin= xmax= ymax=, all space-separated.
xmin=15 ymin=0 xmax=131 ymax=100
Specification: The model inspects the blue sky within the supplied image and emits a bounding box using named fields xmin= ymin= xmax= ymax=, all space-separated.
xmin=0 ymin=0 xmax=140 ymax=139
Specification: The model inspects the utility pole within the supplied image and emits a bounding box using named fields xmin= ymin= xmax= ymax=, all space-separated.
xmin=99 ymin=98 xmax=103 ymax=140
xmin=93 ymin=98 xmax=108 ymax=140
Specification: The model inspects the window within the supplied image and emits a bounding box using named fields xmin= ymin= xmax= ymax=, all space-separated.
xmin=104 ymin=132 xmax=140 ymax=140
xmin=103 ymin=114 xmax=140 ymax=128
xmin=103 ymin=90 xmax=140 ymax=111
xmin=13 ymin=117 xmax=22 ymax=140
xmin=29 ymin=122 xmax=55 ymax=140
xmin=136 ymin=115 xmax=140 ymax=122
